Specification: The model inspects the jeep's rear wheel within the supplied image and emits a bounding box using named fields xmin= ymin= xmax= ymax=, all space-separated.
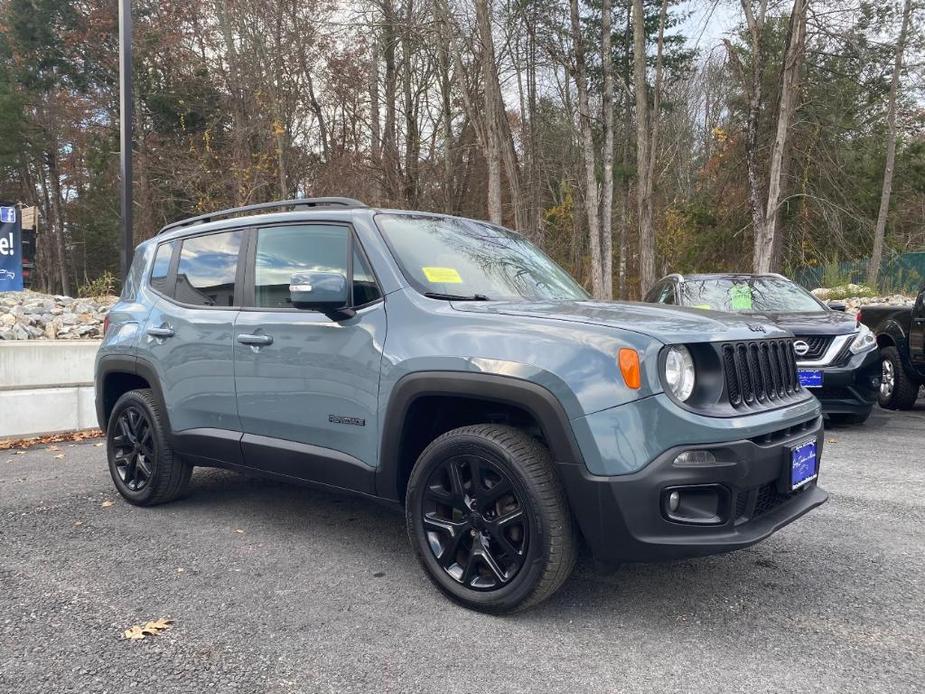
xmin=107 ymin=389 xmax=192 ymax=506
xmin=405 ymin=424 xmax=576 ymax=613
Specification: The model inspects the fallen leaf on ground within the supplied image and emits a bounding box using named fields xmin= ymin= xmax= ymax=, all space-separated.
xmin=74 ymin=521 xmax=83 ymax=527
xmin=122 ymin=618 xmax=174 ymax=640
xmin=101 ymin=500 xmax=114 ymax=508
xmin=234 ymin=528 xmax=245 ymax=534
xmin=826 ymin=438 xmax=838 ymax=444
xmin=94 ymin=442 xmax=104 ymax=448
xmin=0 ymin=429 xmax=103 ymax=451
xmin=53 ymin=454 xmax=65 ymax=460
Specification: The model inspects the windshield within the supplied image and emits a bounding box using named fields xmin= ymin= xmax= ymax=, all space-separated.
xmin=376 ymin=214 xmax=589 ymax=301
xmin=679 ymin=277 xmax=825 ymax=313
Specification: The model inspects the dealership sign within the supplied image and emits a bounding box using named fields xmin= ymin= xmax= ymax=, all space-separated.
xmin=0 ymin=206 xmax=24 ymax=292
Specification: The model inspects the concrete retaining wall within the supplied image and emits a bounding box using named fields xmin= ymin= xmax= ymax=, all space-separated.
xmin=0 ymin=341 xmax=99 ymax=438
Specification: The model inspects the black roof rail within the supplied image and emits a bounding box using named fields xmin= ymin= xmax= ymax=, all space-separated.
xmin=157 ymin=197 xmax=367 ymax=236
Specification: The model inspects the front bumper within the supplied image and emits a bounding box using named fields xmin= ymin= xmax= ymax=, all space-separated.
xmin=558 ymin=415 xmax=827 ymax=564
xmin=801 ymin=347 xmax=880 ymax=415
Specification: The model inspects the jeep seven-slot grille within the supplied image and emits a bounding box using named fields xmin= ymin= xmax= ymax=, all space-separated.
xmin=793 ymin=335 xmax=832 ymax=360
xmin=722 ymin=339 xmax=801 ymax=408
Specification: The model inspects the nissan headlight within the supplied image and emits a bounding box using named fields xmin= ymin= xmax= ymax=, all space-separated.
xmin=849 ymin=323 xmax=876 ymax=354
xmin=664 ymin=345 xmax=696 ymax=401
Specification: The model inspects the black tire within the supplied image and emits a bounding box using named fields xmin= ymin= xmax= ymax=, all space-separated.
xmin=827 ymin=410 xmax=871 ymax=426
xmin=878 ymin=346 xmax=920 ymax=410
xmin=106 ymin=389 xmax=192 ymax=506
xmin=405 ymin=424 xmax=577 ymax=614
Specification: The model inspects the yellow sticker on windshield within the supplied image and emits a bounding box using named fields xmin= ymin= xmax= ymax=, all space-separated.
xmin=422 ymin=267 xmax=463 ymax=284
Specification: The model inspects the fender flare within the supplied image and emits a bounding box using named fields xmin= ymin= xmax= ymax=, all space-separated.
xmin=875 ymin=319 xmax=917 ymax=374
xmin=375 ymin=371 xmax=584 ymax=501
xmin=95 ymin=354 xmax=170 ymax=432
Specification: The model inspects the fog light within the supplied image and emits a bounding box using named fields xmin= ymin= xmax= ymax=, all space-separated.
xmin=673 ymin=450 xmax=716 ymax=466
xmin=668 ymin=491 xmax=680 ymax=512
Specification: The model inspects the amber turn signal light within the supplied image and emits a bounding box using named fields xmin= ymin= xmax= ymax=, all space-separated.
xmin=618 ymin=348 xmax=641 ymax=389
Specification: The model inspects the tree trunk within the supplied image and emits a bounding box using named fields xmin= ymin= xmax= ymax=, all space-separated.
xmin=737 ymin=0 xmax=769 ymax=271
xmin=759 ymin=0 xmax=808 ymax=273
xmin=217 ymin=0 xmax=251 ymax=206
xmin=381 ymin=1 xmax=401 ymax=202
xmin=369 ymin=36 xmax=382 ymax=200
xmin=401 ymin=0 xmax=419 ymax=206
xmin=632 ymin=0 xmax=657 ymax=295
xmin=436 ymin=38 xmax=454 ymax=211
xmin=475 ymin=0 xmax=504 ymax=225
xmin=569 ymin=0 xmax=604 ymax=298
xmin=44 ymin=147 xmax=70 ymax=296
xmin=868 ymin=0 xmax=913 ymax=287
xmin=599 ymin=0 xmax=615 ymax=300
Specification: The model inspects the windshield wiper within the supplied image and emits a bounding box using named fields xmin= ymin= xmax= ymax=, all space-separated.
xmin=424 ymin=291 xmax=491 ymax=301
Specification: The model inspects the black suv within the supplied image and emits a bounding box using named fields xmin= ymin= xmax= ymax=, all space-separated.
xmin=645 ymin=273 xmax=881 ymax=424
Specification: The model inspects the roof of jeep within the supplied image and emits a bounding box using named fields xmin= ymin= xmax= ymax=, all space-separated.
xmin=154 ymin=198 xmax=516 ymax=249
xmin=151 ymin=198 xmax=510 ymax=245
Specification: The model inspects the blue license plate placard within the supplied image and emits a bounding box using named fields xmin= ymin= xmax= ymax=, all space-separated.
xmin=790 ymin=440 xmax=818 ymax=490
xmin=798 ymin=369 xmax=822 ymax=388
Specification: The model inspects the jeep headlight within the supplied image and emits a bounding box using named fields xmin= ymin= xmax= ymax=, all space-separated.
xmin=849 ymin=323 xmax=876 ymax=354
xmin=664 ymin=345 xmax=696 ymax=401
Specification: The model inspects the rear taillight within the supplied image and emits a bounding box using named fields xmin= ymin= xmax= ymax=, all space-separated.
xmin=103 ymin=314 xmax=110 ymax=336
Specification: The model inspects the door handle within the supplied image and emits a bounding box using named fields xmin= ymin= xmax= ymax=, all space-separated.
xmin=147 ymin=325 xmax=175 ymax=338
xmin=236 ymin=333 xmax=273 ymax=346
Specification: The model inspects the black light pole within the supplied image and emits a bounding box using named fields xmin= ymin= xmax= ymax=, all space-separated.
xmin=118 ymin=0 xmax=133 ymax=281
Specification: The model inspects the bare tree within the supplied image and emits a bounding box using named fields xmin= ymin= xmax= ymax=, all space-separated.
xmin=633 ymin=0 xmax=668 ymax=294
xmin=868 ymin=0 xmax=914 ymax=287
xmin=760 ymin=0 xmax=808 ymax=272
xmin=599 ymin=0 xmax=615 ymax=300
xmin=569 ymin=0 xmax=604 ymax=297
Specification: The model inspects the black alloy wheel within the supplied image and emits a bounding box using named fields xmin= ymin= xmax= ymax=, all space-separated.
xmin=421 ymin=454 xmax=529 ymax=590
xmin=107 ymin=389 xmax=192 ymax=506
xmin=111 ymin=406 xmax=156 ymax=492
xmin=406 ymin=424 xmax=577 ymax=613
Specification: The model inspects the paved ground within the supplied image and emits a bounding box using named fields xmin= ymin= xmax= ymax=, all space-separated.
xmin=1 ymin=406 xmax=923 ymax=694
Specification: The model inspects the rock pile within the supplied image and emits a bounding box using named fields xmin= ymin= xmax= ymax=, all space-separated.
xmin=0 ymin=291 xmax=116 ymax=340
xmin=810 ymin=285 xmax=915 ymax=311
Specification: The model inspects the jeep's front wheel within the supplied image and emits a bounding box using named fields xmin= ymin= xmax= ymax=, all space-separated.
xmin=405 ymin=424 xmax=576 ymax=613
xmin=106 ymin=389 xmax=192 ymax=506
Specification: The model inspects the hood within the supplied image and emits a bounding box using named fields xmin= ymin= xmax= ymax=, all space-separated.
xmin=451 ymin=300 xmax=792 ymax=344
xmin=745 ymin=310 xmax=859 ymax=336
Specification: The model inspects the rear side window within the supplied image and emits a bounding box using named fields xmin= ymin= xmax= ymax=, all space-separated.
xmin=175 ymin=231 xmax=242 ymax=307
xmin=121 ymin=243 xmax=152 ymax=301
xmin=150 ymin=241 xmax=175 ymax=294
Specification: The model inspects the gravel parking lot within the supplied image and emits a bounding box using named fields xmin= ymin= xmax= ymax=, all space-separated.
xmin=2 ymin=405 xmax=923 ymax=694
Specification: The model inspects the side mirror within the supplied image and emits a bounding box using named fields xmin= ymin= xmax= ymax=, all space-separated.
xmin=289 ymin=272 xmax=354 ymax=319
xmin=828 ymin=301 xmax=847 ymax=312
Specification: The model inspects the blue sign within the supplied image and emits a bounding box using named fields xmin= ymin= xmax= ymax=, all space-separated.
xmin=0 ymin=205 xmax=23 ymax=292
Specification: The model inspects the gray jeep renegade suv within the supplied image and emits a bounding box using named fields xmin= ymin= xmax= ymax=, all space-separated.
xmin=96 ymin=198 xmax=827 ymax=613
